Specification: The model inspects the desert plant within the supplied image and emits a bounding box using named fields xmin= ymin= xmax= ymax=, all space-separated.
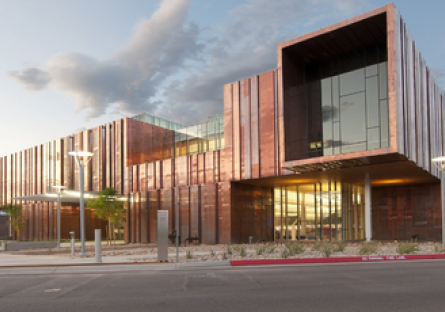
xmin=288 ymin=243 xmax=305 ymax=256
xmin=233 ymin=246 xmax=247 ymax=257
xmin=210 ymin=249 xmax=215 ymax=257
xmin=226 ymin=244 xmax=233 ymax=255
xmin=281 ymin=248 xmax=289 ymax=259
xmin=266 ymin=245 xmax=276 ymax=255
xmin=359 ymin=242 xmax=378 ymax=255
xmin=186 ymin=249 xmax=193 ymax=259
xmin=334 ymin=241 xmax=346 ymax=252
xmin=434 ymin=244 xmax=445 ymax=253
xmin=255 ymin=245 xmax=265 ymax=256
xmin=322 ymin=243 xmax=333 ymax=258
xmin=312 ymin=242 xmax=322 ymax=251
xmin=1 ymin=204 xmax=26 ymax=241
xmin=397 ymin=242 xmax=417 ymax=255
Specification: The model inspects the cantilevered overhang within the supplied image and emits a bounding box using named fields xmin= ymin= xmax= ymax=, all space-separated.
xmin=238 ymin=157 xmax=438 ymax=188
xmin=13 ymin=191 xmax=126 ymax=203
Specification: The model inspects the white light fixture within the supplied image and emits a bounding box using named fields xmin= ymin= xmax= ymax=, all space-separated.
xmin=69 ymin=151 xmax=93 ymax=256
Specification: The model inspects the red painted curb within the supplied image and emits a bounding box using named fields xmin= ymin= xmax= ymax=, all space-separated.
xmin=230 ymin=254 xmax=445 ymax=266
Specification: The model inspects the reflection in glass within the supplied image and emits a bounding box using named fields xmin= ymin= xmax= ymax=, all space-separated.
xmin=340 ymin=92 xmax=366 ymax=145
xmin=340 ymin=68 xmax=365 ymax=96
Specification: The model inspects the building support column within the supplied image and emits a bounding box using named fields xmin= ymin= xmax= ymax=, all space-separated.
xmin=365 ymin=173 xmax=372 ymax=242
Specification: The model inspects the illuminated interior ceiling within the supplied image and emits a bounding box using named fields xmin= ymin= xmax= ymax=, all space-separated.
xmin=236 ymin=159 xmax=438 ymax=188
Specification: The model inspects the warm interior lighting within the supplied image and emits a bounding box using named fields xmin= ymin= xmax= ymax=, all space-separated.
xmin=68 ymin=151 xmax=93 ymax=157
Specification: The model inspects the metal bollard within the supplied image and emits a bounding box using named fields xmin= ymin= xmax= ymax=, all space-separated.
xmin=249 ymin=236 xmax=253 ymax=245
xmin=95 ymin=229 xmax=102 ymax=263
xmin=69 ymin=231 xmax=75 ymax=256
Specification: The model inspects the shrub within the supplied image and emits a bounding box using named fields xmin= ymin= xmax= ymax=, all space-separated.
xmin=238 ymin=246 xmax=247 ymax=257
xmin=226 ymin=244 xmax=233 ymax=255
xmin=288 ymin=243 xmax=305 ymax=256
xmin=266 ymin=245 xmax=276 ymax=255
xmin=322 ymin=244 xmax=333 ymax=258
xmin=312 ymin=242 xmax=322 ymax=251
xmin=359 ymin=243 xmax=378 ymax=255
xmin=434 ymin=244 xmax=445 ymax=253
xmin=334 ymin=241 xmax=346 ymax=252
xmin=281 ymin=248 xmax=289 ymax=259
xmin=209 ymin=249 xmax=215 ymax=257
xmin=397 ymin=242 xmax=417 ymax=255
xmin=255 ymin=245 xmax=265 ymax=256
xmin=186 ymin=250 xmax=193 ymax=259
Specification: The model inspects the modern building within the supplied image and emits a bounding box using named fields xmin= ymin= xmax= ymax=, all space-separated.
xmin=0 ymin=3 xmax=443 ymax=243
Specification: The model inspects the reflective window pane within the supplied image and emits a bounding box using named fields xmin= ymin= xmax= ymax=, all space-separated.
xmin=380 ymin=99 xmax=389 ymax=147
xmin=366 ymin=64 xmax=378 ymax=77
xmin=366 ymin=76 xmax=379 ymax=128
xmin=379 ymin=62 xmax=388 ymax=100
xmin=340 ymin=92 xmax=366 ymax=144
xmin=367 ymin=127 xmax=380 ymax=150
xmin=340 ymin=68 xmax=365 ymax=96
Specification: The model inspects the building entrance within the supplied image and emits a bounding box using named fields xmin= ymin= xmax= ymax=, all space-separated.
xmin=274 ymin=182 xmax=365 ymax=241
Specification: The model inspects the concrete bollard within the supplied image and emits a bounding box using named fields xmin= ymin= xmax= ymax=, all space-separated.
xmin=95 ymin=229 xmax=102 ymax=263
xmin=70 ymin=232 xmax=75 ymax=256
xmin=249 ymin=236 xmax=253 ymax=245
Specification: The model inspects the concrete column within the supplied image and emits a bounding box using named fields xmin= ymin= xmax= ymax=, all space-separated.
xmin=442 ymin=170 xmax=445 ymax=246
xmin=95 ymin=229 xmax=102 ymax=263
xmin=365 ymin=173 xmax=372 ymax=241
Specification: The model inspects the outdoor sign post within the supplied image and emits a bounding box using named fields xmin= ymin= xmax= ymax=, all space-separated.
xmin=157 ymin=210 xmax=169 ymax=262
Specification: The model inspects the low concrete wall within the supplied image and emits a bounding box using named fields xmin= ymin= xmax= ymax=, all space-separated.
xmin=4 ymin=242 xmax=57 ymax=251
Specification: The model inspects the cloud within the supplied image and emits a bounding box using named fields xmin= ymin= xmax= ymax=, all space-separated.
xmin=8 ymin=0 xmax=200 ymax=120
xmin=162 ymin=0 xmax=369 ymax=124
xmin=8 ymin=0 xmax=369 ymax=124
xmin=8 ymin=67 xmax=51 ymax=90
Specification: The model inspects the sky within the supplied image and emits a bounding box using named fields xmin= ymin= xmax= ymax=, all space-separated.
xmin=1 ymin=0 xmax=444 ymax=156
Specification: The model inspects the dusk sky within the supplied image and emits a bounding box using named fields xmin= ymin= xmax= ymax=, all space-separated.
xmin=1 ymin=0 xmax=444 ymax=156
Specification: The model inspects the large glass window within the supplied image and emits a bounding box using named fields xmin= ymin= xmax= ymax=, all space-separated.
xmin=322 ymin=62 xmax=389 ymax=156
xmin=274 ymin=182 xmax=364 ymax=241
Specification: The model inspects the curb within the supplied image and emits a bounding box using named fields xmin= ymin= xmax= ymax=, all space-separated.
xmin=230 ymin=254 xmax=445 ymax=266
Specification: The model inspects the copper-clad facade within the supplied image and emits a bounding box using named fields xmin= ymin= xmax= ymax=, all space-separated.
xmin=1 ymin=4 xmax=444 ymax=243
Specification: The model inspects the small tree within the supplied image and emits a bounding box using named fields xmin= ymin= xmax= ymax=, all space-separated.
xmin=1 ymin=204 xmax=26 ymax=241
xmin=87 ymin=188 xmax=126 ymax=245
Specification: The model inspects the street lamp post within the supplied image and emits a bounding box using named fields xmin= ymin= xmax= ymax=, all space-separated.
xmin=69 ymin=151 xmax=93 ymax=256
xmin=432 ymin=156 xmax=445 ymax=246
xmin=52 ymin=186 xmax=66 ymax=248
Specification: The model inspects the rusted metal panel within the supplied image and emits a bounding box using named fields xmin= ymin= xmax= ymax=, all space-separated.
xmin=160 ymin=189 xmax=173 ymax=234
xmin=82 ymin=130 xmax=92 ymax=192
xmin=140 ymin=191 xmax=148 ymax=243
xmin=148 ymin=190 xmax=159 ymax=243
xmin=189 ymin=185 xmax=201 ymax=243
xmin=250 ymin=76 xmax=260 ymax=179
xmin=147 ymin=162 xmax=155 ymax=190
xmin=156 ymin=161 xmax=162 ymax=190
xmin=217 ymin=182 xmax=231 ymax=244
xmin=205 ymin=151 xmax=214 ymax=184
xmin=132 ymin=166 xmax=138 ymax=193
xmin=63 ymin=136 xmax=72 ymax=190
xmin=201 ymin=183 xmax=217 ymax=244
xmin=179 ymin=186 xmax=190 ymax=244
xmin=232 ymin=82 xmax=241 ymax=181
xmin=135 ymin=192 xmax=141 ymax=243
xmin=176 ymin=156 xmax=188 ymax=187
xmin=259 ymin=71 xmax=276 ymax=177
xmin=198 ymin=154 xmax=205 ymax=184
xmin=140 ymin=164 xmax=147 ymax=192
xmin=240 ymin=78 xmax=251 ymax=180
xmin=224 ymin=84 xmax=233 ymax=148
xmin=105 ymin=123 xmax=111 ymax=189
xmin=115 ymin=119 xmax=123 ymax=194
xmin=163 ymin=159 xmax=173 ymax=189
xmin=191 ymin=155 xmax=198 ymax=185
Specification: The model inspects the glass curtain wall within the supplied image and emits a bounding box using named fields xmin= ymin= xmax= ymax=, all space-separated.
xmin=322 ymin=62 xmax=389 ymax=155
xmin=274 ymin=182 xmax=364 ymax=241
xmin=132 ymin=113 xmax=225 ymax=158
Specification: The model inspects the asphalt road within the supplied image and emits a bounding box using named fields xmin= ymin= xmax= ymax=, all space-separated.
xmin=1 ymin=261 xmax=445 ymax=312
